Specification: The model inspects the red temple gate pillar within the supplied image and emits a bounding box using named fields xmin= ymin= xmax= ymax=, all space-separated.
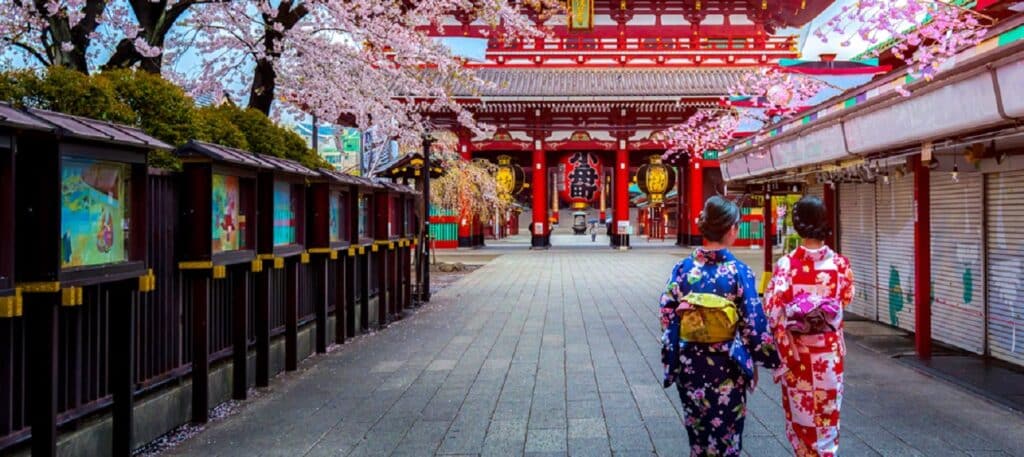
xmin=763 ymin=192 xmax=773 ymax=277
xmin=457 ymin=134 xmax=478 ymax=248
xmin=613 ymin=145 xmax=630 ymax=248
xmin=687 ymin=157 xmax=704 ymax=245
xmin=531 ymin=142 xmax=549 ymax=248
xmin=458 ymin=213 xmax=471 ymax=247
xmin=912 ymin=156 xmax=932 ymax=359
xmin=676 ymin=158 xmax=688 ymax=246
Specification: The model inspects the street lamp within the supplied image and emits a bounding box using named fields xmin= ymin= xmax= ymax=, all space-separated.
xmin=418 ymin=130 xmax=434 ymax=303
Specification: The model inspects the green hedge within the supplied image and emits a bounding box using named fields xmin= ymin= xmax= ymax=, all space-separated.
xmin=0 ymin=67 xmax=328 ymax=171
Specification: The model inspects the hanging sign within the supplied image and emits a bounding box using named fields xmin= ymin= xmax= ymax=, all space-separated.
xmin=617 ymin=220 xmax=630 ymax=234
xmin=568 ymin=0 xmax=594 ymax=30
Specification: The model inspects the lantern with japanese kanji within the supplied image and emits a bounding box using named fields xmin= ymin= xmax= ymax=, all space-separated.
xmin=559 ymin=152 xmax=603 ymax=210
xmin=495 ymin=155 xmax=525 ymax=202
xmin=637 ymin=155 xmax=676 ymax=207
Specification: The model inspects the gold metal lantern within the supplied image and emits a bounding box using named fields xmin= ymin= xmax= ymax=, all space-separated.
xmin=495 ymin=155 xmax=525 ymax=202
xmin=636 ymin=155 xmax=676 ymax=207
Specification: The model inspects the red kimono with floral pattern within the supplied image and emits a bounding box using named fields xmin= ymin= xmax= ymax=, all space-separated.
xmin=764 ymin=245 xmax=854 ymax=457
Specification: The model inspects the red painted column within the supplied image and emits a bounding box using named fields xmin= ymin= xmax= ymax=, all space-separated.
xmin=614 ymin=146 xmax=630 ymax=248
xmin=912 ymin=156 xmax=932 ymax=359
xmin=676 ymin=159 xmax=688 ymax=246
xmin=531 ymin=143 xmax=548 ymax=248
xmin=458 ymin=214 xmax=471 ymax=247
xmin=823 ymin=182 xmax=837 ymax=248
xmin=688 ymin=157 xmax=704 ymax=245
xmin=458 ymin=139 xmax=472 ymax=247
xmin=763 ymin=192 xmax=773 ymax=277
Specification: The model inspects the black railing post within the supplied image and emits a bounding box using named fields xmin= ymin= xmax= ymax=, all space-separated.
xmin=232 ymin=266 xmax=249 ymax=400
xmin=111 ymin=280 xmax=137 ymax=457
xmin=190 ymin=272 xmax=210 ymax=423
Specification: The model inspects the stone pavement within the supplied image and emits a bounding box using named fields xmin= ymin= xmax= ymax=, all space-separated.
xmin=166 ymin=248 xmax=1024 ymax=457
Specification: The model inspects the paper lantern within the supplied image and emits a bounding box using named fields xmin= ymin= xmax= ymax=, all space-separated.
xmin=558 ymin=152 xmax=603 ymax=210
xmin=637 ymin=155 xmax=676 ymax=207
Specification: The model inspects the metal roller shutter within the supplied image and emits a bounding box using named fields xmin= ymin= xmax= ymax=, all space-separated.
xmin=805 ymin=183 xmax=825 ymax=200
xmin=876 ymin=174 xmax=915 ymax=332
xmin=931 ymin=172 xmax=985 ymax=354
xmin=839 ymin=182 xmax=877 ymax=320
xmin=986 ymin=171 xmax=1024 ymax=366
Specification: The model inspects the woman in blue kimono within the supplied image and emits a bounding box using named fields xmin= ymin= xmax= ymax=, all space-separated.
xmin=659 ymin=196 xmax=781 ymax=456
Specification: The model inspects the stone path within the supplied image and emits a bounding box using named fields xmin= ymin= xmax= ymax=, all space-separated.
xmin=167 ymin=248 xmax=1024 ymax=457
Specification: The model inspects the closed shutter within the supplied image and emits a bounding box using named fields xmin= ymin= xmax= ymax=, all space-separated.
xmin=805 ymin=183 xmax=825 ymax=200
xmin=838 ymin=182 xmax=877 ymax=320
xmin=986 ymin=171 xmax=1024 ymax=366
xmin=931 ymin=172 xmax=985 ymax=354
xmin=876 ymin=174 xmax=915 ymax=332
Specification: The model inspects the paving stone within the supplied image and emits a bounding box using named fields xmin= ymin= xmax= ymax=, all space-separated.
xmin=568 ymin=418 xmax=608 ymax=439
xmin=567 ymin=400 xmax=604 ymax=420
xmin=651 ymin=437 xmax=689 ymax=456
xmin=159 ymin=249 xmax=1024 ymax=457
xmin=607 ymin=425 xmax=653 ymax=452
xmin=569 ymin=437 xmax=612 ymax=457
xmin=526 ymin=428 xmax=569 ymax=453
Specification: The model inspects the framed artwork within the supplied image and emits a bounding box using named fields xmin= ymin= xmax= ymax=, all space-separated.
xmin=60 ymin=157 xmax=129 ymax=268
xmin=329 ymin=190 xmax=342 ymax=243
xmin=273 ymin=180 xmax=296 ymax=246
xmin=357 ymin=195 xmax=368 ymax=238
xmin=212 ymin=174 xmax=246 ymax=252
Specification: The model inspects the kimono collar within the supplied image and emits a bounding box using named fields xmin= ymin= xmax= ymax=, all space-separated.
xmin=795 ymin=245 xmax=834 ymax=263
xmin=693 ymin=247 xmax=733 ymax=265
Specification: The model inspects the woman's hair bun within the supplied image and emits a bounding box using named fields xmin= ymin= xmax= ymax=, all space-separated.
xmin=792 ymin=196 xmax=832 ymax=241
xmin=698 ymin=196 xmax=740 ymax=242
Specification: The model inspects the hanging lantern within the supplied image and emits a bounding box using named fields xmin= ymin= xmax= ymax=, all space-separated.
xmin=637 ymin=155 xmax=676 ymax=207
xmin=494 ymin=155 xmax=525 ymax=202
xmin=568 ymin=0 xmax=594 ymax=30
xmin=558 ymin=152 xmax=603 ymax=210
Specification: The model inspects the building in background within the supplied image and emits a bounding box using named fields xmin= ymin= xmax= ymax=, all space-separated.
xmin=293 ymin=122 xmax=362 ymax=170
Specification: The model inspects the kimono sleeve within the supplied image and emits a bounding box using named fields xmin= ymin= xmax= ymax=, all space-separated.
xmin=763 ymin=256 xmax=793 ymax=341
xmin=736 ymin=266 xmax=781 ymax=369
xmin=837 ymin=254 xmax=855 ymax=308
xmin=659 ymin=260 xmax=686 ymax=330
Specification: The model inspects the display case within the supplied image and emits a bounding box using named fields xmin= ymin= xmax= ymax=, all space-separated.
xmin=12 ymin=106 xmax=169 ymax=455
xmin=176 ymin=141 xmax=270 ymax=270
xmin=308 ymin=169 xmax=362 ymax=350
xmin=0 ymin=104 xmax=51 ymax=317
xmin=15 ymin=108 xmax=167 ymax=288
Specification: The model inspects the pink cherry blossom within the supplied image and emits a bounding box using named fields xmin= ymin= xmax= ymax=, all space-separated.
xmin=814 ymin=0 xmax=992 ymax=94
xmin=662 ymin=110 xmax=740 ymax=163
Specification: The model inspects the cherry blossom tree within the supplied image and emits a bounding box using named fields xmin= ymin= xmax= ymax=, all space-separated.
xmin=815 ymin=0 xmax=992 ymax=92
xmin=172 ymin=0 xmax=560 ymax=145
xmin=427 ymin=130 xmax=509 ymax=222
xmin=0 ymin=0 xmax=213 ymax=73
xmin=726 ymin=67 xmax=831 ymax=119
xmin=662 ymin=109 xmax=741 ymax=163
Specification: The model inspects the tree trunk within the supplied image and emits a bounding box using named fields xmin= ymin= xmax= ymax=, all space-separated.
xmin=248 ymin=57 xmax=277 ymax=115
xmin=246 ymin=0 xmax=307 ymax=115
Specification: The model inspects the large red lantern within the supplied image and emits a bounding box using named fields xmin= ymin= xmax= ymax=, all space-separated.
xmin=559 ymin=152 xmax=603 ymax=210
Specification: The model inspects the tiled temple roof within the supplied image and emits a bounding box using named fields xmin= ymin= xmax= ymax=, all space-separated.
xmin=457 ymin=68 xmax=748 ymax=97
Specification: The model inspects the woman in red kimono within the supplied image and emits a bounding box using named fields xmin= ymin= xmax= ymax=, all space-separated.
xmin=764 ymin=196 xmax=854 ymax=457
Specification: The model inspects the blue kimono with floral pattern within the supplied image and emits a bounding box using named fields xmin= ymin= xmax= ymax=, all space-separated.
xmin=659 ymin=248 xmax=780 ymax=457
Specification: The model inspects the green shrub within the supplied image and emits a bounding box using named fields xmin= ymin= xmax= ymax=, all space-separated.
xmin=0 ymin=67 xmax=331 ymax=171
xmin=193 ymin=105 xmax=250 ymax=150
